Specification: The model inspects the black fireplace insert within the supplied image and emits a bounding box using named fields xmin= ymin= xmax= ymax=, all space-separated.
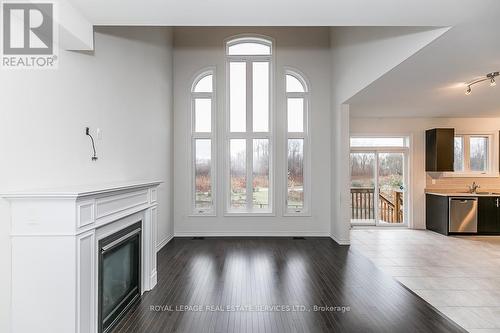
xmin=98 ymin=221 xmax=142 ymax=333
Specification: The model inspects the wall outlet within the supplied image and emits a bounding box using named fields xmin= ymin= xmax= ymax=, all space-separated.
xmin=431 ymin=179 xmax=436 ymax=185
xmin=96 ymin=128 xmax=102 ymax=140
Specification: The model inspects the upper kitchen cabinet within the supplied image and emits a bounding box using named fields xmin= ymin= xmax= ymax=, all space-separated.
xmin=426 ymin=128 xmax=455 ymax=172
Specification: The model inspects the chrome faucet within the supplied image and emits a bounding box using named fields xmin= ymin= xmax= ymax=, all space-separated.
xmin=468 ymin=181 xmax=480 ymax=194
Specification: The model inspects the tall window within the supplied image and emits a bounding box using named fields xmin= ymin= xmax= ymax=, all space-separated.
xmin=285 ymin=70 xmax=309 ymax=214
xmin=191 ymin=70 xmax=215 ymax=214
xmin=454 ymin=134 xmax=491 ymax=174
xmin=226 ymin=36 xmax=273 ymax=213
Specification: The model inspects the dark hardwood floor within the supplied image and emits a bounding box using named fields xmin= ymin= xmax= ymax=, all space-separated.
xmin=112 ymin=237 xmax=465 ymax=333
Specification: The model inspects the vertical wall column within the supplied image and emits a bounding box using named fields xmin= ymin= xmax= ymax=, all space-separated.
xmin=339 ymin=104 xmax=351 ymax=243
xmin=331 ymin=103 xmax=351 ymax=245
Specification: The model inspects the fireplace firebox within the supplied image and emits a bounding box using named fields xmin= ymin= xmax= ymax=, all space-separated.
xmin=98 ymin=221 xmax=142 ymax=333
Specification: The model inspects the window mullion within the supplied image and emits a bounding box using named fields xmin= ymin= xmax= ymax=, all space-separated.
xmin=286 ymin=92 xmax=306 ymax=98
xmin=251 ymin=132 xmax=271 ymax=138
xmin=246 ymin=138 xmax=253 ymax=211
xmin=246 ymin=60 xmax=253 ymax=211
xmin=227 ymin=55 xmax=271 ymax=62
xmin=191 ymin=139 xmax=196 ymax=210
xmin=193 ymin=133 xmax=213 ymax=139
xmin=465 ymin=135 xmax=471 ymax=172
xmin=247 ymin=60 xmax=253 ymax=133
xmin=192 ymin=92 xmax=213 ymax=99
xmin=227 ymin=132 xmax=251 ymax=139
xmin=287 ymin=133 xmax=304 ymax=139
xmin=304 ymin=100 xmax=308 ymax=136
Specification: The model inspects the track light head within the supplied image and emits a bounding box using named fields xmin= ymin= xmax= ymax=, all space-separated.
xmin=465 ymin=71 xmax=498 ymax=94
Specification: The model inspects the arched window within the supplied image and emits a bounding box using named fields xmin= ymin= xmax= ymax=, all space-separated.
xmin=225 ymin=36 xmax=273 ymax=213
xmin=191 ymin=69 xmax=215 ymax=214
xmin=226 ymin=37 xmax=272 ymax=56
xmin=285 ymin=69 xmax=310 ymax=214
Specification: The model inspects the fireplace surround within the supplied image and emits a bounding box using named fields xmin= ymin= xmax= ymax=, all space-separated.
xmin=2 ymin=181 xmax=161 ymax=333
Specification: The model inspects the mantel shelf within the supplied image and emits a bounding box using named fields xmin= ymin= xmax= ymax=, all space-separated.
xmin=0 ymin=180 xmax=162 ymax=199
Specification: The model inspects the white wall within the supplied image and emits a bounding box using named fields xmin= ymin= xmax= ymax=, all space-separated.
xmin=173 ymin=27 xmax=332 ymax=236
xmin=0 ymin=27 xmax=174 ymax=333
xmin=350 ymin=116 xmax=500 ymax=229
xmin=329 ymin=27 xmax=449 ymax=244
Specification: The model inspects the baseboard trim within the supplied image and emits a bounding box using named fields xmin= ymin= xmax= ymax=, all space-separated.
xmin=150 ymin=270 xmax=158 ymax=287
xmin=330 ymin=234 xmax=350 ymax=245
xmin=173 ymin=231 xmax=330 ymax=237
xmin=156 ymin=234 xmax=174 ymax=252
xmin=159 ymin=233 xmax=347 ymax=247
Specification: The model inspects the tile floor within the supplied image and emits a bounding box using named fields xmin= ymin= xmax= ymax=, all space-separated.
xmin=351 ymin=228 xmax=500 ymax=333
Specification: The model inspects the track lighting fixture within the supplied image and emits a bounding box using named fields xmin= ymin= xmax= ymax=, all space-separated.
xmin=465 ymin=71 xmax=499 ymax=95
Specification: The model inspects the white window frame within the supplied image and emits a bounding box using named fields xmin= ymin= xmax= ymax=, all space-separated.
xmin=224 ymin=35 xmax=275 ymax=216
xmin=350 ymin=136 xmax=410 ymax=148
xmin=190 ymin=68 xmax=216 ymax=216
xmin=284 ymin=68 xmax=311 ymax=216
xmin=445 ymin=132 xmax=498 ymax=177
xmin=226 ymin=36 xmax=273 ymax=56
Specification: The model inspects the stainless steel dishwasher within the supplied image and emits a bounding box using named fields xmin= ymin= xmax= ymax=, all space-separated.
xmin=449 ymin=197 xmax=478 ymax=233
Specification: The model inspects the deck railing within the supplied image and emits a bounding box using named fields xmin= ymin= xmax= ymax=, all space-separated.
xmin=351 ymin=187 xmax=375 ymax=220
xmin=351 ymin=187 xmax=403 ymax=223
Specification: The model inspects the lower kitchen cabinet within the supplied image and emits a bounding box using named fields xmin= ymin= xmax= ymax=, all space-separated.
xmin=426 ymin=194 xmax=500 ymax=235
xmin=426 ymin=194 xmax=449 ymax=235
xmin=478 ymin=197 xmax=500 ymax=234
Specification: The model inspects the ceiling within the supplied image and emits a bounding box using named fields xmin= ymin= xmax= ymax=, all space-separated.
xmin=65 ymin=0 xmax=500 ymax=118
xmin=68 ymin=0 xmax=496 ymax=26
xmin=348 ymin=18 xmax=500 ymax=118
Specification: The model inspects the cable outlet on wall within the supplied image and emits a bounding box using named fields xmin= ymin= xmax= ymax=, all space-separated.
xmin=96 ymin=128 xmax=102 ymax=140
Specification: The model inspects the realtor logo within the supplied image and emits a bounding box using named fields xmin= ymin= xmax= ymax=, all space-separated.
xmin=1 ymin=2 xmax=58 ymax=69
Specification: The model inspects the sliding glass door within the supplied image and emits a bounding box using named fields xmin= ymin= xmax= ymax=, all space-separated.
xmin=350 ymin=142 xmax=408 ymax=227
xmin=350 ymin=152 xmax=376 ymax=225
xmin=377 ymin=152 xmax=405 ymax=225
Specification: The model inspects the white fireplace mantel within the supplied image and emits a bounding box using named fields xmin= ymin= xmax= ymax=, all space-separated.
xmin=2 ymin=181 xmax=161 ymax=333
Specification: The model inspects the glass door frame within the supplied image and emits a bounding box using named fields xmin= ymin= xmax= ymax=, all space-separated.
xmin=350 ymin=146 xmax=409 ymax=227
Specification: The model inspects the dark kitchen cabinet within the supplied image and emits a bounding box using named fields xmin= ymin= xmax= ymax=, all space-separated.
xmin=425 ymin=128 xmax=455 ymax=172
xmin=426 ymin=194 xmax=449 ymax=235
xmin=426 ymin=194 xmax=500 ymax=236
xmin=478 ymin=197 xmax=500 ymax=234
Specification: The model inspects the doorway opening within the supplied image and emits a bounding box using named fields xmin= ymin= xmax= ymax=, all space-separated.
xmin=350 ymin=137 xmax=409 ymax=227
